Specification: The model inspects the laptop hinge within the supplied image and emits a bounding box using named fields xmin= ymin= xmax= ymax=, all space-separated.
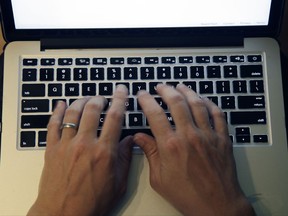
xmin=40 ymin=36 xmax=244 ymax=51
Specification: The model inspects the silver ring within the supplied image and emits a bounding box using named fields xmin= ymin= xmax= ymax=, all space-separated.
xmin=60 ymin=123 xmax=78 ymax=130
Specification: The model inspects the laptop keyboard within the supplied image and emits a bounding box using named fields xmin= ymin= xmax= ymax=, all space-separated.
xmin=19 ymin=52 xmax=268 ymax=150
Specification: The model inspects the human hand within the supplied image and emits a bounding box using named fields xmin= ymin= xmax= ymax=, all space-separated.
xmin=134 ymin=84 xmax=255 ymax=216
xmin=28 ymin=85 xmax=133 ymax=216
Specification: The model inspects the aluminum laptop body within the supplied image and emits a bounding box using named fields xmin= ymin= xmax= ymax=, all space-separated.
xmin=1 ymin=0 xmax=288 ymax=215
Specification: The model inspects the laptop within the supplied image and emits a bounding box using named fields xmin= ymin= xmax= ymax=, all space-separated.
xmin=1 ymin=0 xmax=288 ymax=215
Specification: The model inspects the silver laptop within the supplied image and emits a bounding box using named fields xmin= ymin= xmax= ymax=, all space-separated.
xmin=1 ymin=0 xmax=288 ymax=215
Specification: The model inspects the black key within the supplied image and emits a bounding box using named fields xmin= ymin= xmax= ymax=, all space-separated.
xmin=254 ymin=135 xmax=268 ymax=143
xmin=216 ymin=81 xmax=230 ymax=93
xmin=125 ymin=98 xmax=135 ymax=111
xmin=157 ymin=67 xmax=171 ymax=79
xmin=41 ymin=58 xmax=55 ymax=66
xmin=183 ymin=81 xmax=197 ymax=92
xmin=110 ymin=58 xmax=124 ymax=64
xmin=23 ymin=59 xmax=38 ymax=66
xmin=22 ymin=84 xmax=45 ymax=97
xmin=155 ymin=97 xmax=168 ymax=110
xmin=38 ymin=131 xmax=47 ymax=147
xmin=124 ymin=67 xmax=138 ymax=80
xmin=91 ymin=68 xmax=105 ymax=80
xmin=166 ymin=113 xmax=175 ymax=126
xmin=40 ymin=68 xmax=54 ymax=81
xmin=238 ymin=96 xmax=265 ymax=109
xmin=93 ymin=58 xmax=107 ymax=65
xmin=48 ymin=84 xmax=62 ymax=96
xmin=74 ymin=68 xmax=88 ymax=80
xmin=57 ymin=68 xmax=71 ymax=81
xmin=22 ymin=99 xmax=49 ymax=113
xmin=221 ymin=96 xmax=235 ymax=109
xmin=233 ymin=81 xmax=247 ymax=93
xmin=58 ymin=58 xmax=73 ymax=65
xmin=207 ymin=96 xmax=218 ymax=105
xmin=196 ymin=56 xmax=210 ymax=63
xmin=129 ymin=113 xmax=143 ymax=126
xmin=179 ymin=56 xmax=193 ymax=63
xmin=230 ymin=111 xmax=266 ymax=125
xmin=132 ymin=83 xmax=146 ymax=95
xmin=199 ymin=81 xmax=213 ymax=94
xmin=23 ymin=69 xmax=37 ymax=81
xmin=213 ymin=56 xmax=227 ymax=63
xmin=162 ymin=57 xmax=176 ymax=64
xmin=149 ymin=82 xmax=161 ymax=95
xmin=52 ymin=99 xmax=67 ymax=111
xmin=21 ymin=115 xmax=51 ymax=129
xmin=190 ymin=66 xmax=204 ymax=78
xmin=98 ymin=128 xmax=153 ymax=141
xmin=65 ymin=84 xmax=79 ymax=96
xmin=141 ymin=67 xmax=155 ymax=79
xmin=236 ymin=127 xmax=250 ymax=135
xmin=230 ymin=55 xmax=245 ymax=62
xmin=224 ymin=66 xmax=238 ymax=78
xmin=76 ymin=58 xmax=90 ymax=65
xmin=174 ymin=67 xmax=188 ymax=79
xmin=248 ymin=55 xmax=262 ymax=62
xmin=144 ymin=57 xmax=159 ymax=64
xmin=128 ymin=57 xmax=141 ymax=64
xmin=20 ymin=131 xmax=35 ymax=148
xmin=107 ymin=67 xmax=121 ymax=80
xmin=250 ymin=80 xmax=264 ymax=93
xmin=236 ymin=135 xmax=251 ymax=143
xmin=82 ymin=83 xmax=96 ymax=96
xmin=99 ymin=83 xmax=113 ymax=95
xmin=240 ymin=65 xmax=263 ymax=78
xmin=207 ymin=66 xmax=221 ymax=78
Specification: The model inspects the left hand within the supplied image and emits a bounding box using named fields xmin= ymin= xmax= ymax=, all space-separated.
xmin=27 ymin=85 xmax=133 ymax=216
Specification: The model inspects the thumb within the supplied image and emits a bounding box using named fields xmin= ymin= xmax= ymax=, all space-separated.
xmin=133 ymin=133 xmax=158 ymax=167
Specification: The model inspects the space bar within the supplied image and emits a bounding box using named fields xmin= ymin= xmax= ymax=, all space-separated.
xmin=97 ymin=128 xmax=153 ymax=140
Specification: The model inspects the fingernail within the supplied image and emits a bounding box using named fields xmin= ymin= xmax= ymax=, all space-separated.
xmin=116 ymin=84 xmax=128 ymax=92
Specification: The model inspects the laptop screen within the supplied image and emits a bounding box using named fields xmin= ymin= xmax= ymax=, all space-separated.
xmin=11 ymin=0 xmax=272 ymax=29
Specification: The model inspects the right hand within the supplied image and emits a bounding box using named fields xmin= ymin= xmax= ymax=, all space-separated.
xmin=134 ymin=84 xmax=255 ymax=216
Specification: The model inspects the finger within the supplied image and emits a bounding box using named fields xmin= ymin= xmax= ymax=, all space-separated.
xmin=137 ymin=90 xmax=173 ymax=142
xmin=99 ymin=85 xmax=128 ymax=148
xmin=133 ymin=133 xmax=159 ymax=173
xmin=203 ymin=98 xmax=229 ymax=135
xmin=156 ymin=84 xmax=194 ymax=130
xmin=116 ymin=136 xmax=134 ymax=195
xmin=61 ymin=98 xmax=90 ymax=141
xmin=77 ymin=96 xmax=106 ymax=138
xmin=47 ymin=101 xmax=67 ymax=146
xmin=176 ymin=84 xmax=212 ymax=130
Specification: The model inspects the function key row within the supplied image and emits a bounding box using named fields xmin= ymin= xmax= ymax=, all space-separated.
xmin=22 ymin=55 xmax=262 ymax=66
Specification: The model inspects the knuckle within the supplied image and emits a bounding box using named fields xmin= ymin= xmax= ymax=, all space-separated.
xmin=106 ymin=107 xmax=123 ymax=121
xmin=169 ymin=93 xmax=185 ymax=106
xmin=65 ymin=106 xmax=80 ymax=117
xmin=189 ymin=97 xmax=206 ymax=108
xmin=85 ymin=100 xmax=104 ymax=112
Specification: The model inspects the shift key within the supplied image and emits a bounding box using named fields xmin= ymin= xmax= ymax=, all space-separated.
xmin=231 ymin=111 xmax=266 ymax=125
xmin=21 ymin=115 xmax=51 ymax=129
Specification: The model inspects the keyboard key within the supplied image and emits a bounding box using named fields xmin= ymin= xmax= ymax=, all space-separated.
xmin=224 ymin=66 xmax=238 ymax=78
xmin=238 ymin=96 xmax=265 ymax=109
xmin=58 ymin=58 xmax=73 ymax=65
xmin=22 ymin=84 xmax=45 ymax=97
xmin=110 ymin=58 xmax=124 ymax=64
xmin=38 ymin=131 xmax=47 ymax=147
xmin=23 ymin=59 xmax=38 ymax=66
xmin=124 ymin=67 xmax=138 ymax=80
xmin=144 ymin=57 xmax=159 ymax=64
xmin=248 ymin=55 xmax=262 ymax=62
xmin=20 ymin=131 xmax=35 ymax=148
xmin=233 ymin=81 xmax=247 ymax=93
xmin=132 ymin=83 xmax=146 ymax=95
xmin=65 ymin=84 xmax=79 ymax=96
xmin=41 ymin=58 xmax=55 ymax=66
xmin=240 ymin=65 xmax=263 ymax=78
xmin=93 ymin=58 xmax=107 ymax=65
xmin=76 ymin=58 xmax=90 ymax=65
xmin=207 ymin=66 xmax=221 ymax=78
xmin=129 ymin=113 xmax=144 ymax=126
xmin=107 ymin=67 xmax=121 ymax=80
xmin=253 ymin=135 xmax=268 ymax=143
xmin=21 ymin=115 xmax=51 ymax=129
xmin=99 ymin=83 xmax=113 ymax=95
xmin=199 ymin=81 xmax=213 ymax=94
xmin=250 ymin=80 xmax=264 ymax=93
xmin=74 ymin=68 xmax=88 ymax=80
xmin=22 ymin=99 xmax=49 ymax=113
xmin=216 ymin=81 xmax=230 ymax=93
xmin=128 ymin=57 xmax=141 ymax=64
xmin=236 ymin=127 xmax=250 ymax=135
xmin=162 ymin=57 xmax=176 ymax=64
xmin=183 ymin=81 xmax=197 ymax=92
xmin=196 ymin=56 xmax=210 ymax=63
xmin=157 ymin=67 xmax=171 ymax=79
xmin=141 ymin=67 xmax=155 ymax=79
xmin=236 ymin=135 xmax=251 ymax=143
xmin=48 ymin=84 xmax=62 ymax=97
xmin=82 ymin=83 xmax=96 ymax=96
xmin=57 ymin=68 xmax=71 ymax=81
xmin=230 ymin=55 xmax=245 ymax=62
xmin=174 ymin=67 xmax=188 ymax=79
xmin=149 ymin=82 xmax=161 ymax=95
xmin=230 ymin=111 xmax=266 ymax=124
xmin=179 ymin=56 xmax=193 ymax=63
xmin=190 ymin=66 xmax=204 ymax=78
xmin=40 ymin=68 xmax=54 ymax=81
xmin=213 ymin=56 xmax=227 ymax=63
xmin=91 ymin=68 xmax=105 ymax=80
xmin=23 ymin=69 xmax=37 ymax=81
xmin=221 ymin=96 xmax=235 ymax=109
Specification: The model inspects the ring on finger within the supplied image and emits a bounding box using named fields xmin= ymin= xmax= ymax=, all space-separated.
xmin=60 ymin=122 xmax=78 ymax=130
